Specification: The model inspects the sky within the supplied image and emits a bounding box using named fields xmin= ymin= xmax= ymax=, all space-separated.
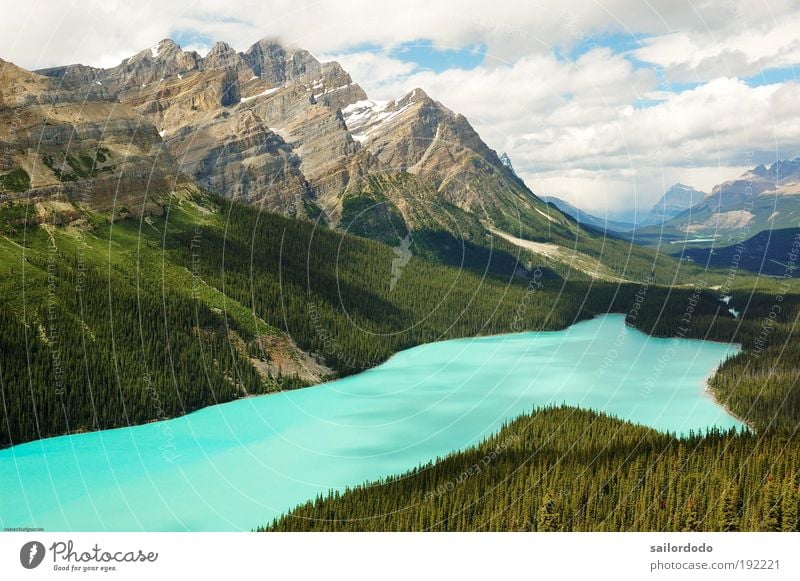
xmin=2 ymin=0 xmax=799 ymax=218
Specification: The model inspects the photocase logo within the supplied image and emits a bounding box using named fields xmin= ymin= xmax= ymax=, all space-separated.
xmin=390 ymin=234 xmax=413 ymax=292
xmin=19 ymin=541 xmax=45 ymax=569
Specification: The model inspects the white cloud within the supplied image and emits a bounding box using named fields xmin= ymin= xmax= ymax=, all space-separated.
xmin=5 ymin=0 xmax=798 ymax=70
xmin=330 ymin=43 xmax=800 ymax=213
xmin=632 ymin=13 xmax=800 ymax=81
xmin=2 ymin=0 xmax=799 ymax=214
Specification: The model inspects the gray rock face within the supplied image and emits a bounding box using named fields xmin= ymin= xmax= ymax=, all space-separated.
xmin=31 ymin=37 xmax=564 ymax=242
xmin=0 ymin=58 xmax=179 ymax=215
xmin=202 ymin=42 xmax=247 ymax=74
xmin=242 ymin=39 xmax=322 ymax=85
xmin=36 ymin=38 xmax=370 ymax=216
xmin=499 ymin=152 xmax=515 ymax=174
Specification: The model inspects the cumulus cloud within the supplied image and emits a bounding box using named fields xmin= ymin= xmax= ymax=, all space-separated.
xmin=632 ymin=13 xmax=800 ymax=82
xmin=333 ymin=43 xmax=800 ymax=212
xmin=1 ymin=0 xmax=799 ymax=214
xmin=5 ymin=0 xmax=798 ymax=71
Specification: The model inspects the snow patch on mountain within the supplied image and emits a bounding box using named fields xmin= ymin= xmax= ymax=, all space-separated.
xmin=342 ymin=98 xmax=414 ymax=144
xmin=241 ymin=86 xmax=280 ymax=103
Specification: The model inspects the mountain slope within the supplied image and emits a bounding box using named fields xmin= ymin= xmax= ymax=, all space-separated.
xmin=34 ymin=39 xmax=688 ymax=283
xmin=40 ymin=38 xmax=366 ymax=217
xmin=643 ymin=183 xmax=705 ymax=225
xmin=0 ymin=37 xmax=716 ymax=289
xmin=0 ymin=58 xmax=180 ymax=216
xmin=542 ymin=196 xmax=636 ymax=232
xmin=1 ymin=187 xmax=595 ymax=448
xmin=675 ymin=227 xmax=800 ymax=277
xmin=636 ymin=160 xmax=800 ymax=246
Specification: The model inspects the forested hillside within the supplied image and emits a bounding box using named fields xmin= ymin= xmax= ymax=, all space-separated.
xmin=261 ymin=265 xmax=800 ymax=532
xmin=266 ymin=407 xmax=800 ymax=532
xmin=0 ymin=189 xmax=582 ymax=446
xmin=3 ymin=188 xmax=799 ymax=447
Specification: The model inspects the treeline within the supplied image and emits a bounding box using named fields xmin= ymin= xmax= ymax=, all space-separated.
xmin=164 ymin=197 xmax=584 ymax=376
xmin=0 ymin=192 xmax=582 ymax=446
xmin=0 ymin=247 xmax=266 ymax=447
xmin=264 ymin=407 xmax=800 ymax=532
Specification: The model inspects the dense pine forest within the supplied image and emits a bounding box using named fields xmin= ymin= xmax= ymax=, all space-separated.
xmin=0 ymin=189 xmax=597 ymax=446
xmin=265 ymin=407 xmax=800 ymax=532
xmin=2 ymin=188 xmax=800 ymax=533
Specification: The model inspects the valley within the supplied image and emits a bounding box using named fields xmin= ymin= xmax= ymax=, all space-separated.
xmin=0 ymin=315 xmax=742 ymax=531
xmin=1 ymin=35 xmax=800 ymax=534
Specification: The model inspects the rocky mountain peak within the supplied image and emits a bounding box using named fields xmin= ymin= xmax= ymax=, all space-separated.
xmin=128 ymin=38 xmax=184 ymax=65
xmin=241 ymin=38 xmax=321 ymax=84
xmin=650 ymin=183 xmax=703 ymax=214
xmin=499 ymin=152 xmax=515 ymax=173
xmin=153 ymin=38 xmax=182 ymax=55
xmin=209 ymin=41 xmax=235 ymax=54
xmin=202 ymin=41 xmax=246 ymax=73
xmin=398 ymin=87 xmax=432 ymax=106
xmin=18 ymin=37 xmax=555 ymax=246
xmin=743 ymin=159 xmax=800 ymax=184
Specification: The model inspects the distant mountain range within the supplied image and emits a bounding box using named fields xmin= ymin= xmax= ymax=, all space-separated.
xmin=544 ymin=183 xmax=704 ymax=234
xmin=542 ymin=197 xmax=636 ymax=232
xmin=645 ymin=183 xmax=705 ymax=225
xmin=550 ymin=161 xmax=800 ymax=250
xmin=636 ymin=159 xmax=800 ymax=246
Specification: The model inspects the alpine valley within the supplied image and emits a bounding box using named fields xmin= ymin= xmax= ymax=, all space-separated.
xmin=1 ymin=37 xmax=800 ymax=533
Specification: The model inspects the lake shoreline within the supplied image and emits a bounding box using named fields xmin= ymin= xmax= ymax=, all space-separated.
xmin=0 ymin=314 xmax=743 ymax=531
xmin=705 ymin=382 xmax=755 ymax=431
xmin=0 ymin=313 xmax=745 ymax=452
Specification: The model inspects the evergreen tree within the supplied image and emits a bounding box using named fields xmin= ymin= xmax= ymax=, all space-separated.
xmin=718 ymin=484 xmax=741 ymax=532
xmin=537 ymin=492 xmax=561 ymax=532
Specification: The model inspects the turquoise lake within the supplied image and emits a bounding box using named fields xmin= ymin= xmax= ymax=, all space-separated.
xmin=0 ymin=314 xmax=742 ymax=531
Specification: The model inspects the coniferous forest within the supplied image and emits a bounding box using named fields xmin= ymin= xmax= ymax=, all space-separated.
xmin=1 ymin=189 xmax=799 ymax=531
xmin=265 ymin=407 xmax=800 ymax=532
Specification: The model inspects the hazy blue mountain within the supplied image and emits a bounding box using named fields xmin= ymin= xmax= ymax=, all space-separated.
xmin=543 ymin=196 xmax=636 ymax=232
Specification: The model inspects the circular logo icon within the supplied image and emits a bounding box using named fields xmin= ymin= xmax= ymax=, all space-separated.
xmin=19 ymin=541 xmax=45 ymax=569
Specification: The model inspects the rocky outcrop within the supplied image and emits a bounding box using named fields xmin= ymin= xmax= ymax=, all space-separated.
xmin=36 ymin=38 xmax=369 ymax=216
xmin=32 ymin=37 xmax=571 ymax=243
xmin=0 ymin=58 xmax=179 ymax=214
xmin=168 ymin=107 xmax=311 ymax=216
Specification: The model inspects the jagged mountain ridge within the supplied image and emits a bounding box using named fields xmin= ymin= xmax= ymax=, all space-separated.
xmin=635 ymin=159 xmax=800 ymax=246
xmin=29 ymin=36 xmax=584 ymax=262
xmin=38 ymin=38 xmax=369 ymax=217
xmin=2 ymin=37 xmax=692 ymax=283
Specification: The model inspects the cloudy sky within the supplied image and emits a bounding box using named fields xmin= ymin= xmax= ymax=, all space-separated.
xmin=2 ymin=0 xmax=799 ymax=218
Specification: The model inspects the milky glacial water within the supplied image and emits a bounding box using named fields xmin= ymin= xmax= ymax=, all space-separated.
xmin=0 ymin=315 xmax=742 ymax=531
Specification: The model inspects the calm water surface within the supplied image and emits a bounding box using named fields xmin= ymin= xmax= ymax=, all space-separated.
xmin=0 ymin=315 xmax=742 ymax=531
